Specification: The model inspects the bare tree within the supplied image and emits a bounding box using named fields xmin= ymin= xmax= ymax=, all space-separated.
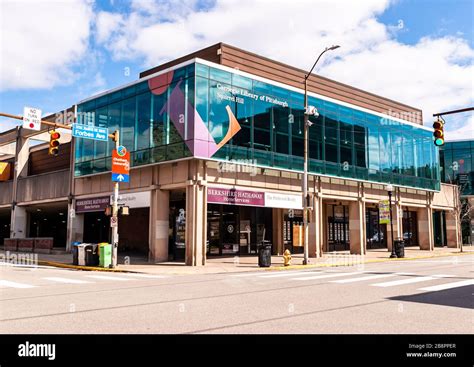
xmin=445 ymin=170 xmax=473 ymax=250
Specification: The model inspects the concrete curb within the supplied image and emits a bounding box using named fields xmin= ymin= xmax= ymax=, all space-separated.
xmin=266 ymin=251 xmax=473 ymax=271
xmin=6 ymin=250 xmax=471 ymax=275
xmin=36 ymin=260 xmax=139 ymax=273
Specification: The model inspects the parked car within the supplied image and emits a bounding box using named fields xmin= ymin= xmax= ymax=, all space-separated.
xmin=370 ymin=232 xmax=384 ymax=242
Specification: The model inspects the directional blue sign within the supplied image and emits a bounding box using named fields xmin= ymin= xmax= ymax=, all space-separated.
xmin=112 ymin=173 xmax=129 ymax=183
xmin=72 ymin=123 xmax=108 ymax=142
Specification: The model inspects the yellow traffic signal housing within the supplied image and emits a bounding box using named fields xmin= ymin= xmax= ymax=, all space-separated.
xmin=433 ymin=119 xmax=444 ymax=146
xmin=48 ymin=130 xmax=61 ymax=156
xmin=104 ymin=206 xmax=112 ymax=216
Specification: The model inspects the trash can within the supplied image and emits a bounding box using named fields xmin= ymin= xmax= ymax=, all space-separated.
xmin=258 ymin=240 xmax=272 ymax=267
xmin=77 ymin=244 xmax=88 ymax=266
xmin=394 ymin=239 xmax=405 ymax=258
xmin=85 ymin=244 xmax=99 ymax=266
xmin=99 ymin=243 xmax=112 ymax=268
xmin=71 ymin=242 xmax=81 ymax=265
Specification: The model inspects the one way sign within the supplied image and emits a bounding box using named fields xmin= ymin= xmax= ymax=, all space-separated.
xmin=112 ymin=173 xmax=129 ymax=183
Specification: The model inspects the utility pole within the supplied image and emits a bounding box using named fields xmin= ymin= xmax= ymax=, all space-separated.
xmin=111 ymin=130 xmax=120 ymax=268
xmin=302 ymin=45 xmax=340 ymax=265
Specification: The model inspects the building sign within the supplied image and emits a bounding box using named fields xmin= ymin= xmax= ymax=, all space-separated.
xmin=379 ymin=200 xmax=391 ymax=224
xmin=112 ymin=146 xmax=130 ymax=182
xmin=207 ymin=187 xmax=303 ymax=209
xmin=207 ymin=188 xmax=265 ymax=206
xmin=0 ymin=162 xmax=11 ymax=181
xmin=264 ymin=192 xmax=302 ymax=209
xmin=111 ymin=191 xmax=150 ymax=209
xmin=75 ymin=196 xmax=110 ymax=213
xmin=72 ymin=123 xmax=109 ymax=142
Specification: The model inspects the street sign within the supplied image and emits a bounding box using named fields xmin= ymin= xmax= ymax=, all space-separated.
xmin=112 ymin=173 xmax=129 ymax=182
xmin=72 ymin=123 xmax=109 ymax=141
xmin=112 ymin=146 xmax=130 ymax=183
xmin=22 ymin=107 xmax=42 ymax=131
xmin=110 ymin=216 xmax=118 ymax=228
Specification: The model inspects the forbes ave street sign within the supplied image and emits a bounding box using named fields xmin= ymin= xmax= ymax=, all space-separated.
xmin=112 ymin=145 xmax=130 ymax=182
xmin=72 ymin=123 xmax=108 ymax=141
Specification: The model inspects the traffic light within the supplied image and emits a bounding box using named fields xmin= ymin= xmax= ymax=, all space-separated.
xmin=48 ymin=130 xmax=61 ymax=156
xmin=104 ymin=206 xmax=112 ymax=216
xmin=433 ymin=118 xmax=444 ymax=146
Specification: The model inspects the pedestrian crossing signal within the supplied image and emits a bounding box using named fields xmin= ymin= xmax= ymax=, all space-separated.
xmin=48 ymin=130 xmax=61 ymax=156
xmin=433 ymin=118 xmax=444 ymax=146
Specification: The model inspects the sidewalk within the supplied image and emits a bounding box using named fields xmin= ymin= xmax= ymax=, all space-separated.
xmin=1 ymin=245 xmax=472 ymax=275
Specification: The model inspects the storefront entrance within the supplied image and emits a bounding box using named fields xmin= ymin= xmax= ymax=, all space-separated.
xmin=28 ymin=204 xmax=68 ymax=248
xmin=0 ymin=210 xmax=11 ymax=246
xmin=169 ymin=191 xmax=186 ymax=261
xmin=366 ymin=207 xmax=387 ymax=249
xmin=327 ymin=204 xmax=349 ymax=251
xmin=402 ymin=208 xmax=419 ymax=247
xmin=207 ymin=204 xmax=273 ymax=256
xmin=283 ymin=211 xmax=304 ymax=254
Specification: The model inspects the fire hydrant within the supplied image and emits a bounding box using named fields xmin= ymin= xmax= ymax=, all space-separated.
xmin=283 ymin=249 xmax=292 ymax=266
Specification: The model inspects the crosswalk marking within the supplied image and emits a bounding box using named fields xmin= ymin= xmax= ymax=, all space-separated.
xmin=418 ymin=279 xmax=474 ymax=292
xmin=42 ymin=277 xmax=92 ymax=284
xmin=259 ymin=271 xmax=322 ymax=278
xmin=0 ymin=280 xmax=36 ymax=289
xmin=85 ymin=275 xmax=131 ymax=281
xmin=331 ymin=273 xmax=397 ymax=284
xmin=292 ymin=271 xmax=363 ymax=281
xmin=371 ymin=274 xmax=454 ymax=287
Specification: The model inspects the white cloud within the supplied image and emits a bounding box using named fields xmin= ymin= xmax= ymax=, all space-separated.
xmin=95 ymin=11 xmax=124 ymax=43
xmin=444 ymin=114 xmax=474 ymax=142
xmin=0 ymin=0 xmax=93 ymax=90
xmin=95 ymin=0 xmax=473 ymax=138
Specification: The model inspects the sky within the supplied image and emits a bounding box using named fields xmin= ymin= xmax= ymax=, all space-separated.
xmin=0 ymin=0 xmax=473 ymax=140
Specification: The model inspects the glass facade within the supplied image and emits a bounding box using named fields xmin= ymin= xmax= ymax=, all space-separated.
xmin=441 ymin=140 xmax=474 ymax=195
xmin=75 ymin=61 xmax=440 ymax=191
xmin=75 ymin=64 xmax=195 ymax=175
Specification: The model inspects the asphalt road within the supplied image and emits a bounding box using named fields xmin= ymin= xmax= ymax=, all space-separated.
xmin=0 ymin=255 xmax=472 ymax=334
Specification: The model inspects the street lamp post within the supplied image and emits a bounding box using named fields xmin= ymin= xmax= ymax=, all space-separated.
xmin=386 ymin=184 xmax=397 ymax=258
xmin=302 ymin=45 xmax=340 ymax=265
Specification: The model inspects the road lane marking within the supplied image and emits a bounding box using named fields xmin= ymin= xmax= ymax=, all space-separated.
xmin=42 ymin=277 xmax=93 ymax=284
xmin=331 ymin=273 xmax=397 ymax=283
xmin=371 ymin=274 xmax=454 ymax=287
xmin=85 ymin=275 xmax=132 ymax=281
xmin=259 ymin=271 xmax=323 ymax=278
xmin=230 ymin=272 xmax=268 ymax=277
xmin=0 ymin=280 xmax=36 ymax=288
xmin=292 ymin=272 xmax=363 ymax=281
xmin=121 ymin=273 xmax=169 ymax=279
xmin=418 ymin=279 xmax=474 ymax=292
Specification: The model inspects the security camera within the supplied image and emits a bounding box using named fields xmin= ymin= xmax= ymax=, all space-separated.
xmin=305 ymin=105 xmax=319 ymax=117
